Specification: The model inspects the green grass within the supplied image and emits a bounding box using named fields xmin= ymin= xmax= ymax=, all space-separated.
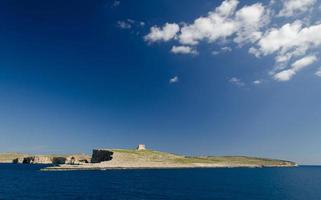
xmin=110 ymin=149 xmax=295 ymax=166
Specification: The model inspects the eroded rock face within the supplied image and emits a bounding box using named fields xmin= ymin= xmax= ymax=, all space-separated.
xmin=65 ymin=155 xmax=90 ymax=165
xmin=12 ymin=155 xmax=91 ymax=165
xmin=52 ymin=157 xmax=67 ymax=165
xmin=32 ymin=156 xmax=52 ymax=164
xmin=91 ymin=149 xmax=113 ymax=163
xmin=12 ymin=157 xmax=24 ymax=164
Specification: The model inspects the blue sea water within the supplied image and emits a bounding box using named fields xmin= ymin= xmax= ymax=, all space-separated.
xmin=0 ymin=164 xmax=321 ymax=200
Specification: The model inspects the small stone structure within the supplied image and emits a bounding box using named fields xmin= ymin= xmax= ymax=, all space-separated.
xmin=136 ymin=144 xmax=146 ymax=150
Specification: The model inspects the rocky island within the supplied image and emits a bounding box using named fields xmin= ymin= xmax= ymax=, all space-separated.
xmin=43 ymin=145 xmax=296 ymax=171
xmin=0 ymin=145 xmax=297 ymax=171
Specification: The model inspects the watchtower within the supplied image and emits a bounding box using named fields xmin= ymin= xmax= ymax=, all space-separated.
xmin=137 ymin=144 xmax=146 ymax=150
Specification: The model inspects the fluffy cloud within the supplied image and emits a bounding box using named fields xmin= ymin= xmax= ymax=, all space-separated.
xmin=144 ymin=23 xmax=179 ymax=42
xmin=171 ymin=46 xmax=198 ymax=55
xmin=144 ymin=0 xmax=321 ymax=82
xmin=278 ymin=0 xmax=316 ymax=17
xmin=273 ymin=55 xmax=317 ymax=81
xmin=178 ymin=0 xmax=268 ymax=45
xmin=145 ymin=0 xmax=269 ymax=47
xmin=179 ymin=0 xmax=239 ymax=45
xmin=251 ymin=21 xmax=321 ymax=58
xmin=292 ymin=55 xmax=317 ymax=70
xmin=169 ymin=76 xmax=179 ymax=84
xmin=233 ymin=3 xmax=268 ymax=44
xmin=273 ymin=70 xmax=296 ymax=81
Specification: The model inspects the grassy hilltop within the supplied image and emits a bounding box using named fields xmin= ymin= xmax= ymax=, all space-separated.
xmin=111 ymin=149 xmax=296 ymax=167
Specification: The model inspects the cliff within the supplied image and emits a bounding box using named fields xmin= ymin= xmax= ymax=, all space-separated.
xmin=9 ymin=154 xmax=90 ymax=165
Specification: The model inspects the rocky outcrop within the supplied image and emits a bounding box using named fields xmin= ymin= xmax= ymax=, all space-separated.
xmin=52 ymin=157 xmax=67 ymax=165
xmin=13 ymin=156 xmax=52 ymax=164
xmin=32 ymin=156 xmax=53 ymax=164
xmin=12 ymin=157 xmax=25 ymax=164
xmin=91 ymin=149 xmax=113 ymax=163
xmin=12 ymin=154 xmax=90 ymax=165
xmin=65 ymin=155 xmax=90 ymax=165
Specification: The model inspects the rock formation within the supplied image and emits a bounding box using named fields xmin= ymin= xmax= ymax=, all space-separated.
xmin=12 ymin=156 xmax=52 ymax=164
xmin=91 ymin=149 xmax=114 ymax=163
xmin=12 ymin=154 xmax=90 ymax=165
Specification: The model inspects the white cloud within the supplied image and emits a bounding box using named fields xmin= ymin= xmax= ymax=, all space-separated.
xmin=221 ymin=46 xmax=232 ymax=52
xmin=144 ymin=23 xmax=180 ymax=42
xmin=117 ymin=21 xmax=131 ymax=29
xmin=273 ymin=55 xmax=317 ymax=81
xmin=291 ymin=55 xmax=317 ymax=70
xmin=144 ymin=0 xmax=321 ymax=82
xmin=234 ymin=3 xmax=268 ymax=44
xmin=171 ymin=46 xmax=198 ymax=55
xmin=274 ymin=69 xmax=296 ymax=81
xmin=229 ymin=77 xmax=245 ymax=86
xmin=253 ymin=80 xmax=262 ymax=84
xmin=179 ymin=0 xmax=239 ymax=45
xmin=250 ymin=21 xmax=321 ymax=77
xmin=212 ymin=46 xmax=232 ymax=55
xmin=251 ymin=21 xmax=321 ymax=57
xmin=118 ymin=19 xmax=146 ymax=30
xmin=146 ymin=0 xmax=269 ymax=46
xmin=278 ymin=0 xmax=316 ymax=17
xmin=315 ymin=67 xmax=321 ymax=77
xmin=169 ymin=76 xmax=179 ymax=84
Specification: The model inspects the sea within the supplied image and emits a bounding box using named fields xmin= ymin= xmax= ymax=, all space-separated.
xmin=0 ymin=164 xmax=320 ymax=200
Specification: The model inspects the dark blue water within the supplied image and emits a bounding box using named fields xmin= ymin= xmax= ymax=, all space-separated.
xmin=0 ymin=164 xmax=321 ymax=200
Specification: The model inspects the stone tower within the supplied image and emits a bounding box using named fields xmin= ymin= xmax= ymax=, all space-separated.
xmin=137 ymin=144 xmax=146 ymax=150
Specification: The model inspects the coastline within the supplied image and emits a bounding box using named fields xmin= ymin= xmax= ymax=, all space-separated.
xmin=42 ymin=164 xmax=297 ymax=171
xmin=1 ymin=147 xmax=297 ymax=171
xmin=41 ymin=148 xmax=297 ymax=171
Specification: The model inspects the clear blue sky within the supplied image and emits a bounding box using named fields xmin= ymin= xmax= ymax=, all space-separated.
xmin=0 ymin=0 xmax=321 ymax=164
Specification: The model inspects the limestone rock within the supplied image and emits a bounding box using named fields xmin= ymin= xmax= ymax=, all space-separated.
xmin=65 ymin=155 xmax=90 ymax=165
xmin=91 ymin=149 xmax=113 ymax=163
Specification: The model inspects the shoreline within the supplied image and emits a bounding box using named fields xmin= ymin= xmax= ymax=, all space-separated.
xmin=42 ymin=163 xmax=297 ymax=171
xmin=1 ymin=148 xmax=297 ymax=171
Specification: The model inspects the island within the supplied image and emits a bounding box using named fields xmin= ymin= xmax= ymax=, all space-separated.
xmin=0 ymin=144 xmax=297 ymax=171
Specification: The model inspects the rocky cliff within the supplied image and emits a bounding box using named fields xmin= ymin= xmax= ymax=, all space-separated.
xmin=91 ymin=149 xmax=113 ymax=163
xmin=11 ymin=154 xmax=90 ymax=165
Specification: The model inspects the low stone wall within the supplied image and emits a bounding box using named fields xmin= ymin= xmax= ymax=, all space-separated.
xmin=91 ymin=149 xmax=114 ymax=163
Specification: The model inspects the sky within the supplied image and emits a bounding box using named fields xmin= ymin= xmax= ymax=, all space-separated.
xmin=0 ymin=0 xmax=321 ymax=164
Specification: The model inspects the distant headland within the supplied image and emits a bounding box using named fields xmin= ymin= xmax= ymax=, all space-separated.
xmin=0 ymin=144 xmax=297 ymax=171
